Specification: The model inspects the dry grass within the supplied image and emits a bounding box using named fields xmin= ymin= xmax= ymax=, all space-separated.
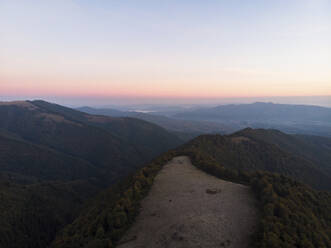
xmin=231 ymin=136 xmax=252 ymax=144
xmin=37 ymin=113 xmax=80 ymax=125
xmin=86 ymin=115 xmax=121 ymax=123
xmin=0 ymin=101 xmax=37 ymax=110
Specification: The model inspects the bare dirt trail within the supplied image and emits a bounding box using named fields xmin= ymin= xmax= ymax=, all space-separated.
xmin=117 ymin=156 xmax=258 ymax=248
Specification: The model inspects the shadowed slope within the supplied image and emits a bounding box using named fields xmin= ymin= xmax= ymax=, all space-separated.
xmin=0 ymin=100 xmax=182 ymax=183
xmin=235 ymin=128 xmax=331 ymax=174
xmin=0 ymin=100 xmax=182 ymax=248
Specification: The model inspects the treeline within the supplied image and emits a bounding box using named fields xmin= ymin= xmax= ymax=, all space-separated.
xmin=182 ymin=134 xmax=331 ymax=191
xmin=251 ymin=172 xmax=331 ymax=247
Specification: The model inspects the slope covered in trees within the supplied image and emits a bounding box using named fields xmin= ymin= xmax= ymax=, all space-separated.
xmin=0 ymin=101 xmax=181 ymax=183
xmin=235 ymin=128 xmax=331 ymax=174
xmin=0 ymin=133 xmax=100 ymax=182
xmin=0 ymin=179 xmax=100 ymax=248
xmin=1 ymin=104 xmax=330 ymax=248
xmin=52 ymin=151 xmax=177 ymax=248
xmin=0 ymin=100 xmax=182 ymax=248
xmin=183 ymin=132 xmax=331 ymax=191
xmin=52 ymin=130 xmax=331 ymax=248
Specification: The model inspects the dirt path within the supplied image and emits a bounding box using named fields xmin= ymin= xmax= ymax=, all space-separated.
xmin=117 ymin=156 xmax=258 ymax=248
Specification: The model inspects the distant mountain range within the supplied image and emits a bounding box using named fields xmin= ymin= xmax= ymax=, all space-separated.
xmin=173 ymin=102 xmax=331 ymax=137
xmin=78 ymin=102 xmax=331 ymax=138
xmin=174 ymin=102 xmax=331 ymax=123
xmin=77 ymin=106 xmax=235 ymax=140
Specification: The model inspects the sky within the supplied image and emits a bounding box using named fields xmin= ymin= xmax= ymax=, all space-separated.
xmin=0 ymin=0 xmax=331 ymax=106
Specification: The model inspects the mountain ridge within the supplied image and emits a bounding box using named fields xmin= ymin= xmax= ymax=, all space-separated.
xmin=1 ymin=100 xmax=331 ymax=248
xmin=52 ymin=130 xmax=331 ymax=248
xmin=0 ymin=100 xmax=182 ymax=248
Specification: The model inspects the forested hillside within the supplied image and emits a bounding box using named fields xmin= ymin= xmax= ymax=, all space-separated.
xmin=0 ymin=101 xmax=181 ymax=183
xmin=0 ymin=133 xmax=100 ymax=182
xmin=0 ymin=100 xmax=181 ymax=248
xmin=1 ymin=103 xmax=330 ymax=248
xmin=235 ymin=128 xmax=331 ymax=174
xmin=52 ymin=130 xmax=331 ymax=248
xmin=183 ymin=132 xmax=331 ymax=191
xmin=0 ymin=180 xmax=99 ymax=248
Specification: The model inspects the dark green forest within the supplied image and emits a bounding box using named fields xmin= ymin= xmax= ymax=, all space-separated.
xmin=0 ymin=101 xmax=181 ymax=248
xmin=51 ymin=151 xmax=177 ymax=248
xmin=52 ymin=138 xmax=331 ymax=248
xmin=0 ymin=179 xmax=101 ymax=248
xmin=1 ymin=101 xmax=331 ymax=248
xmin=183 ymin=132 xmax=331 ymax=191
xmin=235 ymin=128 xmax=331 ymax=174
